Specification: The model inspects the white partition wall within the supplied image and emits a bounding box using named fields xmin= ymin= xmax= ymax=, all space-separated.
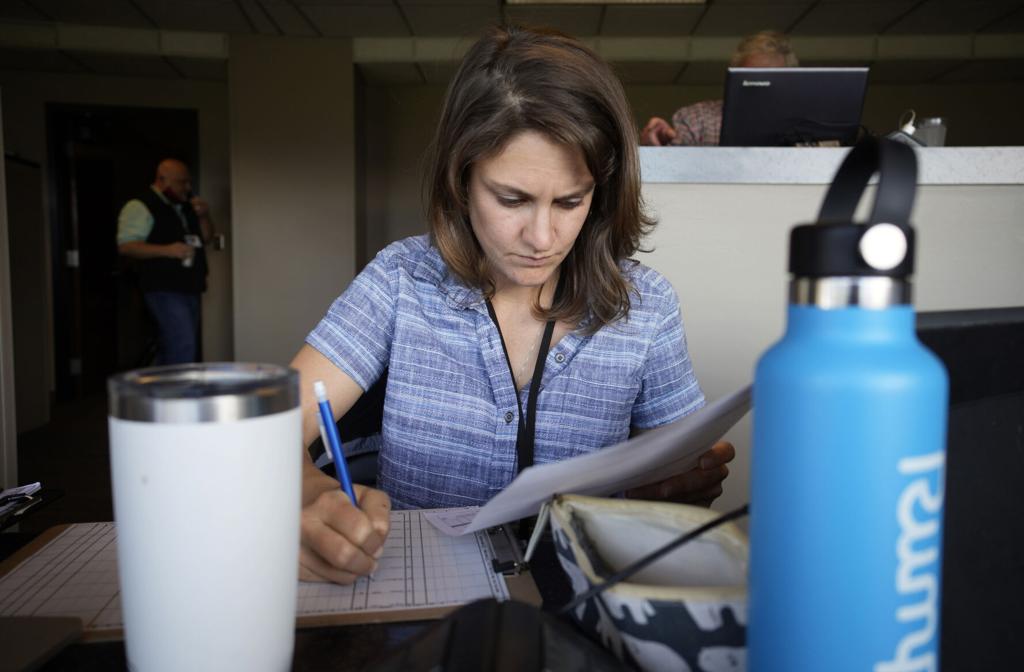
xmin=638 ymin=147 xmax=1024 ymax=517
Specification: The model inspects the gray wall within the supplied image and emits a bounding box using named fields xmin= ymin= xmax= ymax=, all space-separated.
xmin=0 ymin=92 xmax=15 ymax=487
xmin=360 ymin=84 xmax=445 ymax=264
xmin=360 ymin=83 xmax=387 ymax=269
xmin=4 ymin=157 xmax=46 ymax=433
xmin=229 ymin=36 xmax=357 ymax=365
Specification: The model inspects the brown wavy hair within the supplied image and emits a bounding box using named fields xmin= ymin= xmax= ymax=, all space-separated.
xmin=424 ymin=25 xmax=655 ymax=334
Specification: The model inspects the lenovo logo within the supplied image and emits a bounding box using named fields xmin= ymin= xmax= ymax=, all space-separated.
xmin=742 ymin=80 xmax=771 ymax=87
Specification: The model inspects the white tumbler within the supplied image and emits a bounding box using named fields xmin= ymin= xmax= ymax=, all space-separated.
xmin=108 ymin=363 xmax=302 ymax=672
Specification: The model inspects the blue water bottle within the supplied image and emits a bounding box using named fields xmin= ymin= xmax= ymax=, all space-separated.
xmin=749 ymin=138 xmax=948 ymax=671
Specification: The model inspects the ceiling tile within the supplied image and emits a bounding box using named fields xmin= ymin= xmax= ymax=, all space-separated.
xmin=0 ymin=0 xmax=49 ymax=21
xmin=601 ymin=6 xmax=703 ymax=37
xmin=884 ymin=0 xmax=1021 ymax=34
xmin=65 ymin=50 xmax=180 ymax=78
xmin=31 ymin=0 xmax=153 ymax=27
xmin=401 ymin=6 xmax=500 ymax=37
xmin=301 ymin=5 xmax=410 ymax=37
xmin=357 ymin=61 xmax=424 ymax=84
xmin=712 ymin=0 xmax=813 ymax=5
xmin=610 ymin=60 xmax=686 ymax=85
xmin=235 ymin=0 xmax=283 ymax=34
xmin=502 ymin=6 xmax=603 ymax=37
xmin=867 ymin=58 xmax=966 ymax=83
xmin=258 ymin=1 xmax=320 ymax=36
xmin=980 ymin=6 xmax=1024 ymax=31
xmin=791 ymin=2 xmax=918 ymax=34
xmin=398 ymin=0 xmax=499 ymax=5
xmin=816 ymin=0 xmax=915 ymax=3
xmin=0 ymin=46 xmax=87 ymax=73
xmin=293 ymin=0 xmax=394 ymax=5
xmin=934 ymin=58 xmax=1024 ymax=82
xmin=166 ymin=56 xmax=228 ymax=80
xmin=675 ymin=60 xmax=729 ymax=85
xmin=693 ymin=3 xmax=811 ymax=36
xmin=132 ymin=0 xmax=253 ymax=33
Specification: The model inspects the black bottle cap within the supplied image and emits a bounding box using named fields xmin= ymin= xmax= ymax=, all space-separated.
xmin=789 ymin=221 xmax=915 ymax=278
xmin=791 ymin=138 xmax=918 ymax=279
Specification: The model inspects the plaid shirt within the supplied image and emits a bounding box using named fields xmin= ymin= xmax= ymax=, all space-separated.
xmin=307 ymin=235 xmax=704 ymax=509
xmin=671 ymin=99 xmax=724 ymax=146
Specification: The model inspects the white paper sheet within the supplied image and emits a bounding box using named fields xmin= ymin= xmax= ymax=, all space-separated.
xmin=425 ymin=385 xmax=752 ymax=535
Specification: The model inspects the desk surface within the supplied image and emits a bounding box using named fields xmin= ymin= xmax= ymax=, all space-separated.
xmin=34 ymin=535 xmax=574 ymax=671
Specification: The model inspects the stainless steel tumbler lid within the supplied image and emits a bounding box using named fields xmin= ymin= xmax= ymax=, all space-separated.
xmin=108 ymin=362 xmax=299 ymax=423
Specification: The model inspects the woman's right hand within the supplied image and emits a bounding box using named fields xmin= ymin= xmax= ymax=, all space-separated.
xmin=291 ymin=345 xmax=391 ymax=584
xmin=299 ymin=463 xmax=392 ymax=584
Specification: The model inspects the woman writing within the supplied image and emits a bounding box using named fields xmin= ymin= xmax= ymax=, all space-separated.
xmin=291 ymin=25 xmax=735 ymax=584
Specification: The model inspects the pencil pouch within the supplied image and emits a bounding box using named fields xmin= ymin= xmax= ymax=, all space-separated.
xmin=548 ymin=495 xmax=749 ymax=672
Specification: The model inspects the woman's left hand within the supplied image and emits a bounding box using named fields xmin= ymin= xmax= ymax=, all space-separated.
xmin=625 ymin=441 xmax=735 ymax=507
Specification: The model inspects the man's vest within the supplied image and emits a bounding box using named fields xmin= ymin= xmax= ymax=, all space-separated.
xmin=135 ymin=189 xmax=208 ymax=293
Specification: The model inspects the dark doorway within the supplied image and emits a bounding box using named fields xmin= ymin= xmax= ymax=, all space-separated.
xmin=47 ymin=104 xmax=199 ymax=401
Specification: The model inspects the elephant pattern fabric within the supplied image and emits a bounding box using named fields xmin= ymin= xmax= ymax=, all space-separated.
xmin=550 ymin=514 xmax=746 ymax=672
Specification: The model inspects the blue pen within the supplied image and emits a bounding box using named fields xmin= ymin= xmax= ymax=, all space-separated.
xmin=313 ymin=380 xmax=359 ymax=509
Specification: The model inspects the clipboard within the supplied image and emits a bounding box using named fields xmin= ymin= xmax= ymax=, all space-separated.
xmin=0 ymin=526 xmax=85 ymax=667
xmin=0 ymin=515 xmax=540 ymax=642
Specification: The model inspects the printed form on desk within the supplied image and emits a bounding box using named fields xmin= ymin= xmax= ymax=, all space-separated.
xmin=0 ymin=510 xmax=510 ymax=639
xmin=426 ymin=385 xmax=752 ymax=536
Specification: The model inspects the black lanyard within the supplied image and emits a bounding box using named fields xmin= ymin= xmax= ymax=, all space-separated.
xmin=485 ymin=280 xmax=564 ymax=474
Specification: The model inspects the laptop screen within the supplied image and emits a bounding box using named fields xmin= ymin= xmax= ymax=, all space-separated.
xmin=719 ymin=67 xmax=869 ymax=147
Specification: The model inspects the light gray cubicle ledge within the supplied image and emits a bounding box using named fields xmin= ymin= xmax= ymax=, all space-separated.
xmin=640 ymin=146 xmax=1024 ymax=185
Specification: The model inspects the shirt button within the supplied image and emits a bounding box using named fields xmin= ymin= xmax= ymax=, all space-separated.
xmin=554 ymin=353 xmax=565 ymax=363
xmin=504 ymin=411 xmax=515 ymax=423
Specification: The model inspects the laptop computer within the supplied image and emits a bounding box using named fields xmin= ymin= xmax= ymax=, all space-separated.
xmin=719 ymin=67 xmax=869 ymax=147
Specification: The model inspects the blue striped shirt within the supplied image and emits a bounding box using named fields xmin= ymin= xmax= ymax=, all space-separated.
xmin=307 ymin=235 xmax=704 ymax=509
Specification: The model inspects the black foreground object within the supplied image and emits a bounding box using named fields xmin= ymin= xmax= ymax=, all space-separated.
xmin=362 ymin=599 xmax=626 ymax=672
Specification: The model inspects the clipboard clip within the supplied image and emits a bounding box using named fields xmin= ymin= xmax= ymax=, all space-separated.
xmin=488 ymin=523 xmax=529 ymax=575
xmin=488 ymin=501 xmax=555 ymax=575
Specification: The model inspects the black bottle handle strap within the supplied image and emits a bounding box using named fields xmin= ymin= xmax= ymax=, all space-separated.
xmin=817 ymin=137 xmax=918 ymax=227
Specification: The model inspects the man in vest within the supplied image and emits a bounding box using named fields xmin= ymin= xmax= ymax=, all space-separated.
xmin=117 ymin=158 xmax=212 ymax=365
